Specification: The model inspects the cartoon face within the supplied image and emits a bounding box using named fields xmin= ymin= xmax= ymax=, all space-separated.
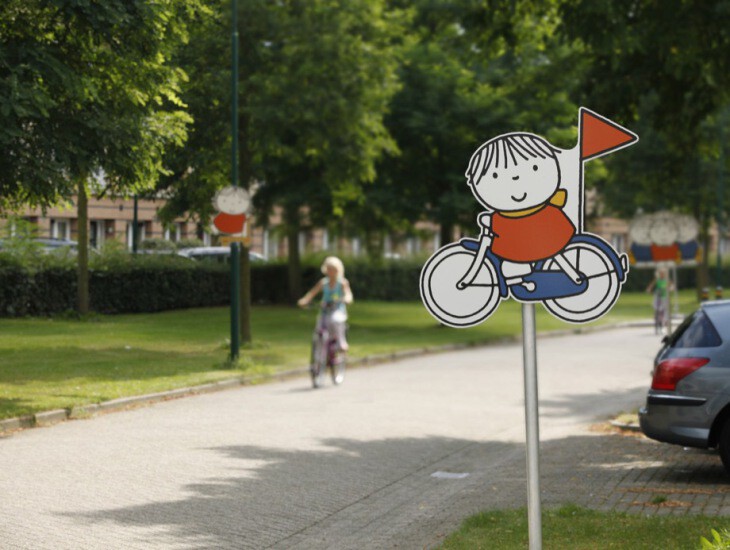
xmin=214 ymin=186 xmax=250 ymax=215
xmin=676 ymin=214 xmax=699 ymax=242
xmin=649 ymin=217 xmax=678 ymax=246
xmin=471 ymin=155 xmax=560 ymax=212
xmin=628 ymin=215 xmax=652 ymax=245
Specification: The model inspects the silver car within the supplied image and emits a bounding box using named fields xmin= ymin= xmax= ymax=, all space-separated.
xmin=639 ymin=300 xmax=730 ymax=473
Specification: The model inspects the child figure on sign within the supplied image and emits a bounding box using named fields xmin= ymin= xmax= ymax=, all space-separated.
xmin=462 ymin=133 xmax=579 ymax=291
xmin=213 ymin=186 xmax=249 ymax=235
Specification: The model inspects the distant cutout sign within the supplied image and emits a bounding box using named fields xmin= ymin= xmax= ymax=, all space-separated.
xmin=420 ymin=108 xmax=639 ymax=326
xmin=629 ymin=211 xmax=701 ymax=267
xmin=213 ymin=186 xmax=250 ymax=235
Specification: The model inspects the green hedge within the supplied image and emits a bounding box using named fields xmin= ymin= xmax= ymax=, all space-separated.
xmin=0 ymin=254 xmax=722 ymax=317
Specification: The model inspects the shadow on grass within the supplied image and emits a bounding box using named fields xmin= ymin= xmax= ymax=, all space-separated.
xmin=0 ymin=397 xmax=34 ymax=419
xmin=64 ymin=433 xmax=730 ymax=549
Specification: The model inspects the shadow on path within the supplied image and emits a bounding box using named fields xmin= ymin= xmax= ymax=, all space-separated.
xmin=65 ymin=432 xmax=730 ymax=549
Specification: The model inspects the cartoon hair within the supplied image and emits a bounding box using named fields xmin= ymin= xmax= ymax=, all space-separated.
xmin=465 ymin=133 xmax=562 ymax=186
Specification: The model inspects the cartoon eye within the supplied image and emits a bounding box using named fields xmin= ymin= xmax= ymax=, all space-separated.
xmin=532 ymin=164 xmax=538 ymax=171
xmin=492 ymin=172 xmax=498 ymax=179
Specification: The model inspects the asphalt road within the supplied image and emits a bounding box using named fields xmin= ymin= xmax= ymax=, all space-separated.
xmin=0 ymin=326 xmax=661 ymax=549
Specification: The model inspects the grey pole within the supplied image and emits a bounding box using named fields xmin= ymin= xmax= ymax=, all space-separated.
xmin=229 ymin=0 xmax=241 ymax=360
xmin=132 ymin=194 xmax=139 ymax=254
xmin=522 ymin=303 xmax=542 ymax=549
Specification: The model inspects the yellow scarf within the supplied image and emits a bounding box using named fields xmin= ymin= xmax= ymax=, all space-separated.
xmin=499 ymin=189 xmax=567 ymax=218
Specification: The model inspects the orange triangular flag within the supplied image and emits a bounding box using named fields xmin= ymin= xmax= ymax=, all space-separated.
xmin=580 ymin=107 xmax=638 ymax=161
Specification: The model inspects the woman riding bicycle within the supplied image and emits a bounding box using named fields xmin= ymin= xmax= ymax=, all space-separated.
xmin=297 ymin=256 xmax=353 ymax=351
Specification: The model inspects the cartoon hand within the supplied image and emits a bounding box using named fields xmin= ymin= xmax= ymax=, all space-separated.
xmin=478 ymin=212 xmax=492 ymax=234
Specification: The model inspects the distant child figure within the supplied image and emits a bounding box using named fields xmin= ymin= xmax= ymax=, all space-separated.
xmin=464 ymin=133 xmax=578 ymax=290
xmin=298 ymin=256 xmax=353 ymax=351
xmin=647 ymin=266 xmax=672 ymax=334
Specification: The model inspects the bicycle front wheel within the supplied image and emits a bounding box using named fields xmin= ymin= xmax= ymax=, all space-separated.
xmin=310 ymin=333 xmax=327 ymax=389
xmin=541 ymin=240 xmax=620 ymax=323
xmin=330 ymin=351 xmax=346 ymax=385
xmin=420 ymin=243 xmax=501 ymax=328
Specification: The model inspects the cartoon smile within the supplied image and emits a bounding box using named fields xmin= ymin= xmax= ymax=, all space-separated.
xmin=511 ymin=192 xmax=527 ymax=203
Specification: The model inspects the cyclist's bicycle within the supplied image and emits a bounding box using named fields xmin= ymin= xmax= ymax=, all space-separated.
xmin=309 ymin=303 xmax=347 ymax=388
xmin=652 ymin=291 xmax=669 ymax=335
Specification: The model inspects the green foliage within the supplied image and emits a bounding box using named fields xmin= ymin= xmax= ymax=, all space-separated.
xmin=0 ymin=0 xmax=204 ymax=208
xmin=441 ymin=504 xmax=730 ymax=549
xmin=347 ymin=0 xmax=586 ymax=250
xmin=559 ymin=1 xmax=730 ymax=226
xmin=139 ymin=238 xmax=177 ymax=251
xmin=701 ymin=529 xmax=730 ymax=549
xmin=176 ymin=238 xmax=204 ymax=250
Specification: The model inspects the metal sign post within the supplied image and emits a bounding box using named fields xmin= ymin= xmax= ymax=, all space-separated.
xmin=229 ymin=0 xmax=240 ymax=361
xmin=418 ymin=108 xmax=638 ymax=550
xmin=522 ymin=303 xmax=542 ymax=549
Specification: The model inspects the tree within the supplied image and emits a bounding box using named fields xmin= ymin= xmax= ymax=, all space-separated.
xmin=559 ymin=0 xmax=730 ymax=288
xmin=0 ymin=0 xmax=200 ymax=312
xmin=159 ymin=0 xmax=406 ymax=303
xmin=356 ymin=0 xmax=584 ymax=250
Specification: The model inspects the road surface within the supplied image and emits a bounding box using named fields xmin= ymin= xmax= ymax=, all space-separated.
xmin=0 ymin=326 xmax=660 ymax=549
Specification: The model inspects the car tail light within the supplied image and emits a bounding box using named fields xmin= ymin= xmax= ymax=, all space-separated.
xmin=651 ymin=357 xmax=710 ymax=391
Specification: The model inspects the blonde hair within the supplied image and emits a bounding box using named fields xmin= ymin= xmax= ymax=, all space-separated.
xmin=321 ymin=256 xmax=345 ymax=278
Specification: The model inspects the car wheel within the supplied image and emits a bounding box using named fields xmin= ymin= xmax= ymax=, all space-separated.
xmin=718 ymin=420 xmax=730 ymax=475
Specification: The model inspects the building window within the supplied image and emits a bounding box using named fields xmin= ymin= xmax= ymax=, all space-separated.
xmin=89 ymin=220 xmax=105 ymax=249
xmin=164 ymin=223 xmax=182 ymax=242
xmin=126 ymin=222 xmax=146 ymax=249
xmin=352 ymin=237 xmax=361 ymax=257
xmin=611 ymin=233 xmax=626 ymax=253
xmin=50 ymin=219 xmax=71 ymax=240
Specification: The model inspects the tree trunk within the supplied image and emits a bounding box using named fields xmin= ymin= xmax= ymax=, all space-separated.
xmin=239 ymin=243 xmax=252 ymax=344
xmin=698 ymin=214 xmax=711 ymax=300
xmin=365 ymin=229 xmax=384 ymax=263
xmin=76 ymin=181 xmax=90 ymax=314
xmin=286 ymin=207 xmax=302 ymax=304
xmin=439 ymin=222 xmax=453 ymax=248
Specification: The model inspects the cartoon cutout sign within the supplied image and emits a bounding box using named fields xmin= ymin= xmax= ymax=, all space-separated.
xmin=213 ymin=186 xmax=250 ymax=234
xmin=420 ymin=108 xmax=638 ymax=326
xmin=629 ymin=211 xmax=701 ymax=266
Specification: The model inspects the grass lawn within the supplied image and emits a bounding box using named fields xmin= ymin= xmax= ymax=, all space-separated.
xmin=439 ymin=504 xmax=730 ymax=549
xmin=0 ymin=290 xmax=698 ymax=419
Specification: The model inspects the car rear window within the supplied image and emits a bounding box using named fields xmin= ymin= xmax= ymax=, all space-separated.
xmin=667 ymin=310 xmax=722 ymax=348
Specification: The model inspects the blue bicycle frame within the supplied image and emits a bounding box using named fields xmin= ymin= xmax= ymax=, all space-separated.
xmin=458 ymin=234 xmax=628 ymax=302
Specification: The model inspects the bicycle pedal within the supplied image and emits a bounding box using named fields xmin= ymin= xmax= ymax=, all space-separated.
xmin=522 ymin=281 xmax=536 ymax=292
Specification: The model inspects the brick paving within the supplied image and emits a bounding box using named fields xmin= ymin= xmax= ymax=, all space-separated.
xmin=1 ymin=327 xmax=728 ymax=549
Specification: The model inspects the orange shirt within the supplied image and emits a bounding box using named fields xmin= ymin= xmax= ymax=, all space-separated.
xmin=213 ymin=212 xmax=246 ymax=234
xmin=491 ymin=205 xmax=576 ymax=262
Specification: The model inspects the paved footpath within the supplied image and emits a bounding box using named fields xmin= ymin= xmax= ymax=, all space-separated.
xmin=1 ymin=327 xmax=729 ymax=549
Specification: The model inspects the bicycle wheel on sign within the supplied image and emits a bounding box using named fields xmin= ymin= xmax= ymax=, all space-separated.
xmin=541 ymin=240 xmax=620 ymax=323
xmin=420 ymin=243 xmax=501 ymax=328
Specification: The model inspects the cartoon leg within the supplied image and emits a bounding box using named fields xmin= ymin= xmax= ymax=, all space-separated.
xmin=552 ymin=253 xmax=582 ymax=284
xmin=502 ymin=261 xmax=536 ymax=292
xmin=420 ymin=242 xmax=502 ymax=328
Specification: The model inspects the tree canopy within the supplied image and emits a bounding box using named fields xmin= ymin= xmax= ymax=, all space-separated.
xmin=0 ymin=0 xmax=200 ymax=208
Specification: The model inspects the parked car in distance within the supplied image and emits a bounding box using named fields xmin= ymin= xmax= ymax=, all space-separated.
xmin=176 ymin=246 xmax=265 ymax=264
xmin=0 ymin=237 xmax=78 ymax=253
xmin=639 ymin=300 xmax=730 ymax=473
